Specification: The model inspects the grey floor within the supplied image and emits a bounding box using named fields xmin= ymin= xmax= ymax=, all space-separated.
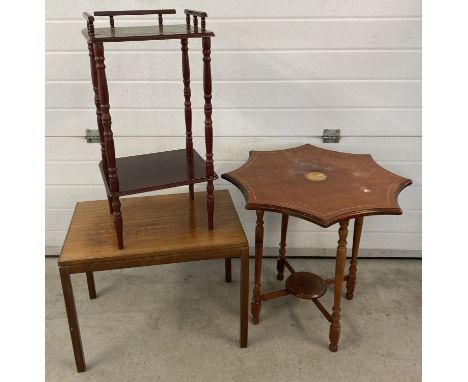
xmin=46 ymin=257 xmax=421 ymax=382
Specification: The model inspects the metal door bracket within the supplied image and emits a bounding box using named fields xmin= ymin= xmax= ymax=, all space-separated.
xmin=322 ymin=129 xmax=341 ymax=143
xmin=85 ymin=129 xmax=100 ymax=143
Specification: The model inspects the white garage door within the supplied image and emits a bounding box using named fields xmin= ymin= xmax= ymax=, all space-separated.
xmin=45 ymin=1 xmax=421 ymax=255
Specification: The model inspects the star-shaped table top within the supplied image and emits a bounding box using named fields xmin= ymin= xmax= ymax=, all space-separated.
xmin=222 ymin=144 xmax=412 ymax=227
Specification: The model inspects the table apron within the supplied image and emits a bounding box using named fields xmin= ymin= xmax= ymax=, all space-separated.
xmin=60 ymin=247 xmax=248 ymax=274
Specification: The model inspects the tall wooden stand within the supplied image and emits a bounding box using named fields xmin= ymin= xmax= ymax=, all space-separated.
xmin=82 ymin=9 xmax=217 ymax=248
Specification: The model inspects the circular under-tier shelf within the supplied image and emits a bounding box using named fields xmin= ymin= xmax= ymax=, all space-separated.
xmin=286 ymin=272 xmax=327 ymax=299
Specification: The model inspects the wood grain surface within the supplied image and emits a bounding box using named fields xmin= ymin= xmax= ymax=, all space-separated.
xmin=59 ymin=190 xmax=247 ymax=266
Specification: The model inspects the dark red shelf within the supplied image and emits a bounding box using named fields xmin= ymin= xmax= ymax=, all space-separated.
xmin=82 ymin=24 xmax=214 ymax=43
xmin=99 ymin=148 xmax=217 ymax=197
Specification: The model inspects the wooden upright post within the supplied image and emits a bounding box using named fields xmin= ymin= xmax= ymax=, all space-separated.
xmin=181 ymin=38 xmax=195 ymax=200
xmin=94 ymin=42 xmax=123 ymax=249
xmin=202 ymin=37 xmax=214 ymax=229
xmin=87 ymin=42 xmax=113 ymax=214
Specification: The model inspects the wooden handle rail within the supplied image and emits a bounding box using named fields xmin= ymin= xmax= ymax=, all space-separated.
xmin=86 ymin=9 xmax=176 ymax=29
xmin=93 ymin=9 xmax=176 ymax=16
xmin=83 ymin=12 xmax=95 ymax=35
xmin=184 ymin=9 xmax=208 ymax=30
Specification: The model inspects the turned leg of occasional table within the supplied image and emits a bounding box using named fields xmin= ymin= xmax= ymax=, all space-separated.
xmin=251 ymin=210 xmax=265 ymax=324
xmin=60 ymin=269 xmax=86 ymax=372
xmin=276 ymin=213 xmax=289 ymax=280
xmin=85 ymin=272 xmax=96 ymax=299
xmin=346 ymin=217 xmax=364 ymax=300
xmin=225 ymin=258 xmax=232 ymax=283
xmin=329 ymin=220 xmax=349 ymax=352
xmin=240 ymin=248 xmax=249 ymax=347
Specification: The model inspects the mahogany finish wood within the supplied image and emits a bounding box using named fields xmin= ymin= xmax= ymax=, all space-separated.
xmin=251 ymin=210 xmax=264 ymax=325
xmin=181 ymin=38 xmax=194 ymax=200
xmin=276 ymin=213 xmax=289 ymax=280
xmin=82 ymin=25 xmax=214 ymax=43
xmin=261 ymin=289 xmax=291 ymax=301
xmin=346 ymin=216 xmax=364 ymax=300
xmin=203 ymin=36 xmax=215 ymax=230
xmin=329 ymin=220 xmax=349 ymax=352
xmin=285 ymin=272 xmax=327 ymax=299
xmin=93 ymin=42 xmax=123 ymax=249
xmin=222 ymin=144 xmax=412 ymax=227
xmin=312 ymin=298 xmax=332 ymax=322
xmin=83 ymin=9 xmax=216 ymax=247
xmin=86 ymin=41 xmax=112 ymax=214
xmin=222 ymin=144 xmax=412 ymax=352
xmin=59 ymin=190 xmax=249 ymax=372
xmin=98 ymin=150 xmax=216 ymax=197
xmin=94 ymin=9 xmax=176 ymax=17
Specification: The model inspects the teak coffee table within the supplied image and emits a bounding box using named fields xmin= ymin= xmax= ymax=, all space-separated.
xmin=222 ymin=144 xmax=412 ymax=352
xmin=58 ymin=190 xmax=249 ymax=372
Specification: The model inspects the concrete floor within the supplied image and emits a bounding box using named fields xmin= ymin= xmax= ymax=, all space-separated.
xmin=46 ymin=257 xmax=421 ymax=382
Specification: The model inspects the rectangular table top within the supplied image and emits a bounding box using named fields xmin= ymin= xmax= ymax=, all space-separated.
xmin=59 ymin=190 xmax=247 ymax=268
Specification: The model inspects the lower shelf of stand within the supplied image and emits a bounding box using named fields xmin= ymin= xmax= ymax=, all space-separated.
xmin=99 ymin=148 xmax=217 ymax=196
xmin=286 ymin=272 xmax=327 ymax=299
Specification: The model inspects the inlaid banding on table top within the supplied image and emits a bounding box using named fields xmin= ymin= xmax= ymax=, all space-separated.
xmin=222 ymin=144 xmax=412 ymax=227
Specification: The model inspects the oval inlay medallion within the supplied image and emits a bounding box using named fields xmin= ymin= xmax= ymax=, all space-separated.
xmin=305 ymin=171 xmax=327 ymax=182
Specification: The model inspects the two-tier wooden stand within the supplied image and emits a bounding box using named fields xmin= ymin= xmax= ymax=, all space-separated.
xmin=82 ymin=9 xmax=216 ymax=249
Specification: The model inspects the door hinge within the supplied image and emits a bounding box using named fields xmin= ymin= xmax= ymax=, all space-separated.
xmin=85 ymin=129 xmax=100 ymax=143
xmin=322 ymin=129 xmax=341 ymax=143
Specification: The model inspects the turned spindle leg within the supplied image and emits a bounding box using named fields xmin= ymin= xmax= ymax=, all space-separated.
xmin=94 ymin=42 xmax=123 ymax=248
xmin=181 ymin=38 xmax=194 ymax=200
xmin=202 ymin=37 xmax=214 ymax=230
xmin=329 ymin=220 xmax=349 ymax=352
xmin=346 ymin=217 xmax=364 ymax=300
xmin=87 ymin=41 xmax=112 ymax=214
xmin=276 ymin=214 xmax=289 ymax=280
xmin=252 ymin=210 xmax=265 ymax=324
xmin=60 ymin=269 xmax=86 ymax=372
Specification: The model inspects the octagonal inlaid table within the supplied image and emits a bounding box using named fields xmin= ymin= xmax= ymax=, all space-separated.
xmin=222 ymin=144 xmax=412 ymax=352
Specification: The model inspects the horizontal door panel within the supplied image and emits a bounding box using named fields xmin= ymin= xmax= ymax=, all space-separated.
xmin=46 ymin=51 xmax=421 ymax=81
xmin=47 ymin=1 xmax=421 ymax=19
xmin=45 ymin=136 xmax=422 ymax=162
xmin=46 ymin=81 xmax=421 ymax=109
xmin=46 ymin=20 xmax=421 ymax=51
xmin=46 ymin=109 xmax=421 ymax=137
